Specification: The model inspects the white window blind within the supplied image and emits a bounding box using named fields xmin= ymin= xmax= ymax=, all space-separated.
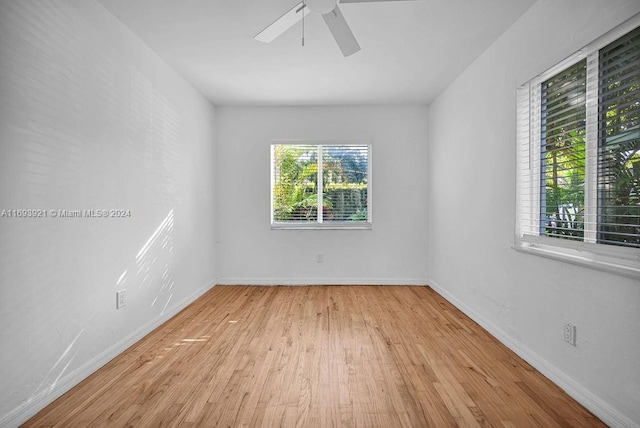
xmin=540 ymin=59 xmax=587 ymax=241
xmin=598 ymin=28 xmax=640 ymax=247
xmin=271 ymin=143 xmax=371 ymax=228
xmin=516 ymin=17 xmax=640 ymax=278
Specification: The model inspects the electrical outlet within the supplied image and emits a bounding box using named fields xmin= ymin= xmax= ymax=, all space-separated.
xmin=316 ymin=253 xmax=324 ymax=263
xmin=116 ymin=290 xmax=126 ymax=309
xmin=564 ymin=323 xmax=576 ymax=346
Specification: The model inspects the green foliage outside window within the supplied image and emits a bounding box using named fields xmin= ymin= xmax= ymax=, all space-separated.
xmin=272 ymin=144 xmax=369 ymax=223
xmin=542 ymin=60 xmax=587 ymax=240
xmin=598 ymin=26 xmax=640 ymax=247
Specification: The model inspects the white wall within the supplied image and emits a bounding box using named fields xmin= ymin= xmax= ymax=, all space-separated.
xmin=216 ymin=106 xmax=428 ymax=285
xmin=427 ymin=1 xmax=640 ymax=426
xmin=0 ymin=1 xmax=217 ymax=425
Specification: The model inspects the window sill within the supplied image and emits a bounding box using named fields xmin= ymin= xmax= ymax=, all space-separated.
xmin=271 ymin=222 xmax=372 ymax=230
xmin=514 ymin=235 xmax=640 ymax=280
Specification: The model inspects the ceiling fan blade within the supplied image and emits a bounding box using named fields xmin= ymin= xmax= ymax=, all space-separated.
xmin=322 ymin=6 xmax=360 ymax=57
xmin=254 ymin=2 xmax=310 ymax=43
xmin=340 ymin=0 xmax=421 ymax=2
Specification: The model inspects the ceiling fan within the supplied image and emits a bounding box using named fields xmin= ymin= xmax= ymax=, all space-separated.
xmin=254 ymin=0 xmax=418 ymax=57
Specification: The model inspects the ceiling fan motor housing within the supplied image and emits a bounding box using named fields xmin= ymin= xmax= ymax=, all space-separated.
xmin=305 ymin=0 xmax=337 ymax=14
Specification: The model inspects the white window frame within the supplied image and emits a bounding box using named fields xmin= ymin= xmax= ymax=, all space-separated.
xmin=270 ymin=140 xmax=372 ymax=230
xmin=515 ymin=15 xmax=640 ymax=280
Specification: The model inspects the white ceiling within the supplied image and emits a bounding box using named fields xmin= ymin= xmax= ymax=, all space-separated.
xmin=98 ymin=0 xmax=536 ymax=106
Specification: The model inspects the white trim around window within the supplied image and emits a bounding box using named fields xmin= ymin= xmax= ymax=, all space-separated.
xmin=270 ymin=140 xmax=372 ymax=230
xmin=515 ymin=15 xmax=640 ymax=279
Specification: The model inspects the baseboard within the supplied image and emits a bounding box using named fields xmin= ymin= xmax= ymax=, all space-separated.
xmin=428 ymin=278 xmax=639 ymax=428
xmin=216 ymin=277 xmax=429 ymax=286
xmin=1 ymin=281 xmax=216 ymax=428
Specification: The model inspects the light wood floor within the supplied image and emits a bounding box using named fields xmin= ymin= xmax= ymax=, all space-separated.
xmin=25 ymin=285 xmax=604 ymax=427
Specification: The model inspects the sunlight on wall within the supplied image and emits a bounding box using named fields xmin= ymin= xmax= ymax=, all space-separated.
xmin=0 ymin=0 xmax=215 ymax=424
xmin=117 ymin=209 xmax=176 ymax=314
xmin=33 ymin=326 xmax=87 ymax=397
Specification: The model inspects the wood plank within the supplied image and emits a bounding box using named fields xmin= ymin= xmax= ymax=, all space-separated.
xmin=24 ymin=285 xmax=605 ymax=428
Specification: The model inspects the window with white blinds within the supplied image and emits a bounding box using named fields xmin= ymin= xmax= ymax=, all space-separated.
xmin=541 ymin=59 xmax=587 ymax=241
xmin=271 ymin=143 xmax=371 ymax=229
xmin=598 ymin=29 xmax=640 ymax=247
xmin=516 ymin=18 xmax=640 ymax=278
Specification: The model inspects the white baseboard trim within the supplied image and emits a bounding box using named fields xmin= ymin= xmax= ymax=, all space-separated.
xmin=1 ymin=281 xmax=216 ymax=428
xmin=215 ymin=277 xmax=429 ymax=286
xmin=428 ymin=278 xmax=639 ymax=428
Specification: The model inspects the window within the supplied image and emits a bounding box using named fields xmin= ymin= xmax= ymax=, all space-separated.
xmin=271 ymin=142 xmax=371 ymax=229
xmin=516 ymin=19 xmax=640 ymax=278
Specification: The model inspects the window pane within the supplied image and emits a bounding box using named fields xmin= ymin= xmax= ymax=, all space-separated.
xmin=272 ymin=144 xmax=318 ymax=222
xmin=541 ymin=60 xmax=587 ymax=241
xmin=322 ymin=145 xmax=368 ymax=222
xmin=598 ymin=27 xmax=640 ymax=248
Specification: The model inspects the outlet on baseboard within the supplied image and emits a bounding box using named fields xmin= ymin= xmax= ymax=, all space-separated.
xmin=564 ymin=323 xmax=577 ymax=346
xmin=116 ymin=290 xmax=126 ymax=309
